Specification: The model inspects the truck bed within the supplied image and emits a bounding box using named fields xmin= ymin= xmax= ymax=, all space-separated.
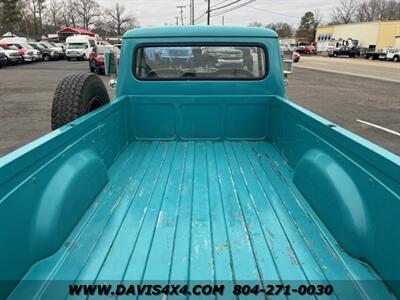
xmin=11 ymin=141 xmax=392 ymax=299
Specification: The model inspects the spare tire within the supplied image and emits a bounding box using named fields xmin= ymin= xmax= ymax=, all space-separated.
xmin=51 ymin=72 xmax=110 ymax=130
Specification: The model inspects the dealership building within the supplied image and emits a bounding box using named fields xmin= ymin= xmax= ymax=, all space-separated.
xmin=316 ymin=20 xmax=400 ymax=50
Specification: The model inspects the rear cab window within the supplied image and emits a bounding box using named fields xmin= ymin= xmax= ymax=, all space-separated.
xmin=68 ymin=43 xmax=85 ymax=49
xmin=134 ymin=45 xmax=267 ymax=80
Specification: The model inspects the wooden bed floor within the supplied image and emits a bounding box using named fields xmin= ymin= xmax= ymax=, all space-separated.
xmin=10 ymin=141 xmax=394 ymax=299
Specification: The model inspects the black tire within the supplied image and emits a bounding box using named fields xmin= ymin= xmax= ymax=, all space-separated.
xmin=43 ymin=53 xmax=51 ymax=61
xmin=67 ymin=57 xmax=71 ymax=61
xmin=51 ymin=72 xmax=110 ymax=130
xmin=393 ymin=55 xmax=399 ymax=62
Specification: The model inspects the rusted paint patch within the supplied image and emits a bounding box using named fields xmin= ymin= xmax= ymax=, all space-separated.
xmin=287 ymin=246 xmax=299 ymax=266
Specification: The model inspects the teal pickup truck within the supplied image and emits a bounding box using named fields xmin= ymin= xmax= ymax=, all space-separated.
xmin=1 ymin=27 xmax=399 ymax=299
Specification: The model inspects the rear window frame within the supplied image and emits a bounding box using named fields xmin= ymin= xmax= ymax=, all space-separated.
xmin=132 ymin=42 xmax=269 ymax=81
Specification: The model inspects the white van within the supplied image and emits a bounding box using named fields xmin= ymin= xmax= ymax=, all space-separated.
xmin=0 ymin=37 xmax=29 ymax=43
xmin=65 ymin=35 xmax=96 ymax=61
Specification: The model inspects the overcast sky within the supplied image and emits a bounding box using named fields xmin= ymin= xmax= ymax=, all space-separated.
xmin=97 ymin=0 xmax=339 ymax=27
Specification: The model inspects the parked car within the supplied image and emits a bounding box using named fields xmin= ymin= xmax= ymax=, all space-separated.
xmin=0 ymin=44 xmax=22 ymax=65
xmin=39 ymin=42 xmax=64 ymax=59
xmin=293 ymin=51 xmax=300 ymax=62
xmin=3 ymin=42 xmax=40 ymax=62
xmin=304 ymin=45 xmax=316 ymax=54
xmin=0 ymin=47 xmax=7 ymax=67
xmin=329 ymin=47 xmax=362 ymax=58
xmin=297 ymin=44 xmax=316 ymax=54
xmin=15 ymin=42 xmax=41 ymax=61
xmin=158 ymin=46 xmax=193 ymax=65
xmin=88 ymin=45 xmax=114 ymax=74
xmin=51 ymin=42 xmax=66 ymax=51
xmin=385 ymin=48 xmax=400 ymax=62
xmin=49 ymin=42 xmax=66 ymax=56
xmin=207 ymin=46 xmax=244 ymax=68
xmin=28 ymin=42 xmax=58 ymax=61
xmin=1 ymin=26 xmax=399 ymax=299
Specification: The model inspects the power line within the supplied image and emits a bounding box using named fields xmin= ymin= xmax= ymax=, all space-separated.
xmin=195 ymin=0 xmax=243 ymax=24
xmin=196 ymin=0 xmax=256 ymax=24
xmin=211 ymin=0 xmax=232 ymax=8
xmin=194 ymin=0 xmax=242 ymax=21
xmin=210 ymin=0 xmax=244 ymax=12
xmin=245 ymin=4 xmax=299 ymax=19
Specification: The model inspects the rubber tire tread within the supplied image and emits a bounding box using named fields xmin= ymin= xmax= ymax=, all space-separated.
xmin=51 ymin=72 xmax=110 ymax=130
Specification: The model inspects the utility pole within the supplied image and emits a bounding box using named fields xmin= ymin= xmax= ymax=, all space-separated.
xmin=222 ymin=16 xmax=225 ymax=25
xmin=175 ymin=16 xmax=180 ymax=26
xmin=207 ymin=0 xmax=211 ymax=25
xmin=190 ymin=0 xmax=195 ymax=25
xmin=177 ymin=5 xmax=186 ymax=25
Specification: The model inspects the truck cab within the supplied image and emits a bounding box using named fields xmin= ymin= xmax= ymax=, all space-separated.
xmin=65 ymin=35 xmax=96 ymax=60
xmin=0 ymin=26 xmax=399 ymax=299
xmin=329 ymin=46 xmax=362 ymax=58
xmin=385 ymin=48 xmax=400 ymax=62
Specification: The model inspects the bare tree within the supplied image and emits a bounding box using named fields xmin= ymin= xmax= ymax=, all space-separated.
xmin=57 ymin=0 xmax=78 ymax=28
xmin=1 ymin=0 xmax=143 ymax=37
xmin=248 ymin=21 xmax=263 ymax=27
xmin=355 ymin=0 xmax=400 ymax=21
xmin=265 ymin=22 xmax=294 ymax=38
xmin=313 ymin=10 xmax=323 ymax=26
xmin=106 ymin=3 xmax=138 ymax=36
xmin=74 ymin=0 xmax=100 ymax=30
xmin=385 ymin=0 xmax=400 ymax=20
xmin=45 ymin=0 xmax=61 ymax=29
xmin=331 ymin=0 xmax=358 ymax=24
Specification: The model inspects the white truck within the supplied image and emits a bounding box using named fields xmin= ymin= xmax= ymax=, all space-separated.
xmin=65 ymin=35 xmax=96 ymax=61
xmin=385 ymin=48 xmax=400 ymax=62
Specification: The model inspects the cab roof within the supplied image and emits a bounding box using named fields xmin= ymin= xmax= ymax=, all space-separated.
xmin=123 ymin=26 xmax=278 ymax=39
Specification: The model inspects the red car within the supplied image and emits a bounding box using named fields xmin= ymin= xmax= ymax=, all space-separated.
xmin=0 ymin=42 xmax=36 ymax=62
xmin=297 ymin=44 xmax=316 ymax=55
xmin=89 ymin=45 xmax=113 ymax=74
xmin=293 ymin=51 xmax=300 ymax=62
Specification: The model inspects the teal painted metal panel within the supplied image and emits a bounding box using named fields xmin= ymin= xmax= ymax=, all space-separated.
xmin=123 ymin=26 xmax=278 ymax=39
xmin=128 ymin=95 xmax=273 ymax=141
xmin=116 ymin=37 xmax=285 ymax=98
xmin=270 ymin=97 xmax=400 ymax=297
xmin=7 ymin=141 xmax=395 ymax=299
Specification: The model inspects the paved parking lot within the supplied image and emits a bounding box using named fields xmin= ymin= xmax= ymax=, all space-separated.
xmin=287 ymin=67 xmax=400 ymax=154
xmin=0 ymin=58 xmax=399 ymax=157
xmin=297 ymin=56 xmax=400 ymax=82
